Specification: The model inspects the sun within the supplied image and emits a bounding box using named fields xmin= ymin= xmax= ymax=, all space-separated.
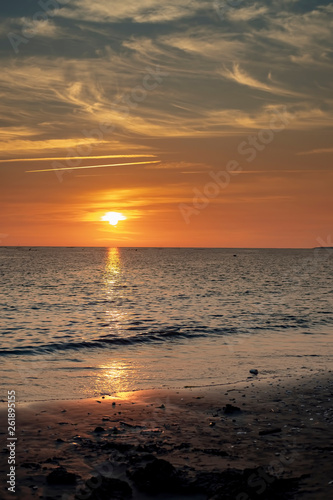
xmin=101 ymin=212 xmax=127 ymax=226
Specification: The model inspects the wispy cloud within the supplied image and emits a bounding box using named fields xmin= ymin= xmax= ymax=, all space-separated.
xmin=220 ymin=63 xmax=303 ymax=97
xmin=0 ymin=0 xmax=332 ymax=149
xmin=0 ymin=154 xmax=157 ymax=163
xmin=57 ymin=0 xmax=210 ymax=23
xmin=26 ymin=160 xmax=161 ymax=173
xmin=227 ymin=3 xmax=269 ymax=22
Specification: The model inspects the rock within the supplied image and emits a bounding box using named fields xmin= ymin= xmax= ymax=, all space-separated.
xmin=194 ymin=467 xmax=302 ymax=499
xmin=46 ymin=467 xmax=76 ymax=485
xmin=250 ymin=369 xmax=259 ymax=375
xmin=259 ymin=428 xmax=282 ymax=436
xmin=223 ymin=404 xmax=241 ymax=414
xmin=110 ymin=426 xmax=120 ymax=434
xmin=94 ymin=426 xmax=105 ymax=433
xmin=86 ymin=477 xmax=132 ymax=500
xmin=128 ymin=458 xmax=181 ymax=494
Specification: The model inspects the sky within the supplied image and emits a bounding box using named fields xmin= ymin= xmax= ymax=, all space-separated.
xmin=0 ymin=0 xmax=332 ymax=247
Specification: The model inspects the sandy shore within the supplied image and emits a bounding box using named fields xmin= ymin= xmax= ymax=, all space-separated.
xmin=1 ymin=372 xmax=332 ymax=499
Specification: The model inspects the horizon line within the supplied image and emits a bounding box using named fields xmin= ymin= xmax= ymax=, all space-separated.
xmin=0 ymin=245 xmax=323 ymax=250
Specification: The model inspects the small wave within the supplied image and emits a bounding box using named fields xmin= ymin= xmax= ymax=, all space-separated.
xmin=0 ymin=327 xmax=240 ymax=356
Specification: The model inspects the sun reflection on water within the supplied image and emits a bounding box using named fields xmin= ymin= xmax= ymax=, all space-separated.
xmin=105 ymin=247 xmax=121 ymax=285
xmin=103 ymin=247 xmax=127 ymax=338
xmin=94 ymin=361 xmax=134 ymax=395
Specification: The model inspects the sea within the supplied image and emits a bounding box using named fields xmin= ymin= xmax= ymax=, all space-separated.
xmin=0 ymin=247 xmax=332 ymax=402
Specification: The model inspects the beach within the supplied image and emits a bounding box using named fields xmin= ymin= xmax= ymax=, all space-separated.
xmin=1 ymin=371 xmax=332 ymax=500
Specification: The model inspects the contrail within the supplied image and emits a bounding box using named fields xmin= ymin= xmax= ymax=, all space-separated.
xmin=1 ymin=154 xmax=157 ymax=163
xmin=26 ymin=160 xmax=161 ymax=173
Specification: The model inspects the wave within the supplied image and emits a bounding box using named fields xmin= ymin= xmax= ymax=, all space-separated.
xmin=0 ymin=328 xmax=215 ymax=356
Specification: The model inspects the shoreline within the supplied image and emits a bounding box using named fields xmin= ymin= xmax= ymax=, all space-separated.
xmin=2 ymin=328 xmax=331 ymax=404
xmin=1 ymin=372 xmax=332 ymax=499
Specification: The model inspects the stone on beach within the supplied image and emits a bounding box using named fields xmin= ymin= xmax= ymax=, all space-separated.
xmin=259 ymin=427 xmax=282 ymax=436
xmin=250 ymin=369 xmax=259 ymax=375
xmin=128 ymin=458 xmax=181 ymax=494
xmin=86 ymin=477 xmax=132 ymax=500
xmin=94 ymin=426 xmax=105 ymax=433
xmin=223 ymin=404 xmax=242 ymax=414
xmin=46 ymin=466 xmax=77 ymax=485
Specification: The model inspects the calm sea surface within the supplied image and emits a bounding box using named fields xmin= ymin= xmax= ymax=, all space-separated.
xmin=0 ymin=248 xmax=332 ymax=401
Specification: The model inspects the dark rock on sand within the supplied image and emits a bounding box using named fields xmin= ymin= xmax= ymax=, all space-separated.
xmin=46 ymin=467 xmax=77 ymax=485
xmin=259 ymin=427 xmax=282 ymax=436
xmin=193 ymin=467 xmax=301 ymax=499
xmin=223 ymin=404 xmax=242 ymax=414
xmin=250 ymin=369 xmax=259 ymax=375
xmin=94 ymin=426 xmax=105 ymax=433
xmin=76 ymin=477 xmax=132 ymax=500
xmin=128 ymin=458 xmax=181 ymax=494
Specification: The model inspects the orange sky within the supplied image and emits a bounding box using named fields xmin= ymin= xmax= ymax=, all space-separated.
xmin=1 ymin=1 xmax=332 ymax=247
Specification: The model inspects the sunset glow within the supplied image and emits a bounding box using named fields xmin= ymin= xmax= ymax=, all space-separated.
xmin=0 ymin=1 xmax=332 ymax=247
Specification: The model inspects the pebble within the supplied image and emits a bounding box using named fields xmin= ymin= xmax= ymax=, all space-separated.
xmin=94 ymin=426 xmax=105 ymax=433
xmin=46 ymin=467 xmax=76 ymax=485
xmin=223 ymin=404 xmax=241 ymax=414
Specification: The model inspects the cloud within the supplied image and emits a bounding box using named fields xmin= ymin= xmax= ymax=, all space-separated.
xmin=0 ymin=0 xmax=332 ymax=156
xmin=220 ymin=63 xmax=302 ymax=97
xmin=57 ymin=0 xmax=210 ymax=23
xmin=227 ymin=3 xmax=269 ymax=22
xmin=0 ymin=154 xmax=157 ymax=163
xmin=26 ymin=160 xmax=161 ymax=173
xmin=262 ymin=4 xmax=333 ymax=56
xmin=161 ymin=30 xmax=243 ymax=61
xmin=144 ymin=161 xmax=207 ymax=170
xmin=19 ymin=18 xmax=59 ymax=38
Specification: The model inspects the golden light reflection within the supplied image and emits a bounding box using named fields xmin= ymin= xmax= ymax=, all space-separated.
xmin=105 ymin=247 xmax=121 ymax=280
xmin=104 ymin=247 xmax=126 ymax=326
xmin=95 ymin=362 xmax=132 ymax=395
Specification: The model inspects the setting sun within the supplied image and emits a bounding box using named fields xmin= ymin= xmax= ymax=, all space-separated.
xmin=101 ymin=212 xmax=127 ymax=226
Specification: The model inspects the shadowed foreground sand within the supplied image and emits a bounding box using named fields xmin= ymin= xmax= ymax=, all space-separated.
xmin=1 ymin=373 xmax=332 ymax=499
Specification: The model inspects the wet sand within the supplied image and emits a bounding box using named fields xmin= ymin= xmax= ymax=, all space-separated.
xmin=1 ymin=372 xmax=332 ymax=499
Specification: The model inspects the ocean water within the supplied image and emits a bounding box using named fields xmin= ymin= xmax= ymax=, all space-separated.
xmin=0 ymin=247 xmax=332 ymax=401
